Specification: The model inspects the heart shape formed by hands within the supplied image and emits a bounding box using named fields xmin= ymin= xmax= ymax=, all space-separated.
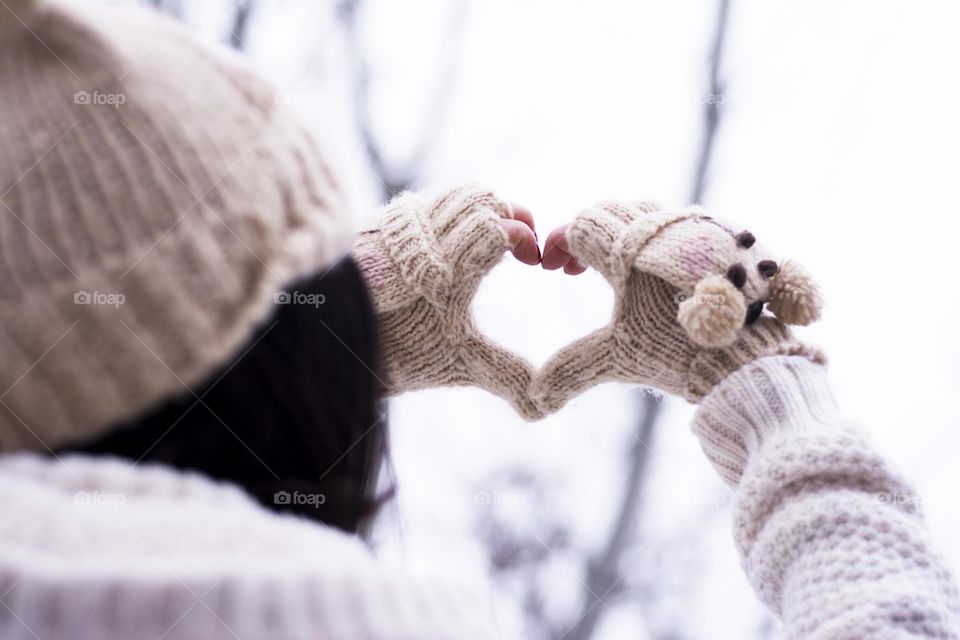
xmin=354 ymin=187 xmax=824 ymax=421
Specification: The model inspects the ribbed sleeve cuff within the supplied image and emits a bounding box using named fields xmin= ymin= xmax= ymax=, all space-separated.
xmin=690 ymin=355 xmax=844 ymax=485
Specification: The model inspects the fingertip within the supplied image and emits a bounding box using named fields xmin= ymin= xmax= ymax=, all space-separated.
xmin=515 ymin=237 xmax=541 ymax=265
xmin=543 ymin=225 xmax=567 ymax=248
xmin=508 ymin=202 xmax=536 ymax=235
xmin=541 ymin=226 xmax=569 ymax=270
xmin=563 ymin=260 xmax=587 ymax=275
xmin=500 ymin=218 xmax=541 ymax=265
xmin=540 ymin=246 xmax=568 ymax=270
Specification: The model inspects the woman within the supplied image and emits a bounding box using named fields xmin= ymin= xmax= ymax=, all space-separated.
xmin=0 ymin=1 xmax=956 ymax=638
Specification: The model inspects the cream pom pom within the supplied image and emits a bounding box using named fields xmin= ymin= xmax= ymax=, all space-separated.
xmin=767 ymin=259 xmax=823 ymax=326
xmin=677 ymin=274 xmax=747 ymax=348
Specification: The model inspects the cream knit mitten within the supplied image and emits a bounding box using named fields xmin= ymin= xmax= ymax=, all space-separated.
xmin=352 ymin=186 xmax=541 ymax=419
xmin=532 ymin=201 xmax=825 ymax=413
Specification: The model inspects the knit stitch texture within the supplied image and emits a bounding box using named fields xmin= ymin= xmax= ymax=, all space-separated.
xmin=0 ymin=453 xmax=501 ymax=640
xmin=694 ymin=356 xmax=960 ymax=638
xmin=352 ymin=186 xmax=541 ymax=419
xmin=532 ymin=200 xmax=824 ymax=414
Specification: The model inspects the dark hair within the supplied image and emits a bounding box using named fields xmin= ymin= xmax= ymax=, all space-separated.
xmin=62 ymin=256 xmax=392 ymax=535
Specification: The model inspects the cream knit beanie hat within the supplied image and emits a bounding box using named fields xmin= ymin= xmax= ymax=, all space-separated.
xmin=0 ymin=0 xmax=353 ymax=451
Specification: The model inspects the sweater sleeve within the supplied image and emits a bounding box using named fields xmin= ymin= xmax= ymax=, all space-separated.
xmin=691 ymin=355 xmax=960 ymax=638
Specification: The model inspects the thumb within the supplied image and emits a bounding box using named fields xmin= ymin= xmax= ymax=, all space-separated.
xmin=429 ymin=186 xmax=514 ymax=277
xmin=531 ymin=328 xmax=619 ymax=416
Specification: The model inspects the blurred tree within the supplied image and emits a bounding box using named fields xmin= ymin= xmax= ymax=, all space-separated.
xmin=566 ymin=394 xmax=661 ymax=640
xmin=336 ymin=0 xmax=465 ymax=202
xmin=146 ymin=0 xmax=255 ymax=50
xmin=475 ymin=468 xmax=574 ymax=640
xmin=228 ymin=0 xmax=255 ymax=50
xmin=147 ymin=0 xmax=182 ymax=19
xmin=690 ymin=0 xmax=730 ymax=204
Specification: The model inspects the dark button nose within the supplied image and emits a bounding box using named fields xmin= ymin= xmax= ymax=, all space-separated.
xmin=757 ymin=260 xmax=778 ymax=278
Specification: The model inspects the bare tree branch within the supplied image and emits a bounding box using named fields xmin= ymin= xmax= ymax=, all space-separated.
xmin=228 ymin=0 xmax=256 ymax=51
xmin=564 ymin=395 xmax=662 ymax=640
xmin=147 ymin=0 xmax=183 ymax=19
xmin=338 ymin=0 xmax=465 ymax=202
xmin=474 ymin=468 xmax=573 ymax=640
xmin=690 ymin=0 xmax=731 ymax=205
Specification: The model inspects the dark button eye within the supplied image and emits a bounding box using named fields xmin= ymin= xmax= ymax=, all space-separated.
xmin=745 ymin=300 xmax=764 ymax=324
xmin=735 ymin=231 xmax=756 ymax=249
xmin=726 ymin=263 xmax=747 ymax=288
xmin=757 ymin=260 xmax=779 ymax=278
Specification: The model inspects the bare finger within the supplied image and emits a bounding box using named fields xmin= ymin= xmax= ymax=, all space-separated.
xmin=499 ymin=218 xmax=541 ymax=265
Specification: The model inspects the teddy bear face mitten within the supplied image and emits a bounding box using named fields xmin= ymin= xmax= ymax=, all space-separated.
xmin=532 ymin=200 xmax=824 ymax=414
xmin=352 ymin=186 xmax=542 ymax=420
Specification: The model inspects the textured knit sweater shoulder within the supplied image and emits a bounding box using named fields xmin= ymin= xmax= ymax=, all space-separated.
xmin=0 ymin=454 xmax=501 ymax=640
xmin=1 ymin=356 xmax=957 ymax=639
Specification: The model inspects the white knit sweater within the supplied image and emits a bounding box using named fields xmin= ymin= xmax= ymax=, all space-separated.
xmin=0 ymin=455 xmax=500 ymax=639
xmin=0 ymin=356 xmax=956 ymax=639
xmin=692 ymin=356 xmax=959 ymax=638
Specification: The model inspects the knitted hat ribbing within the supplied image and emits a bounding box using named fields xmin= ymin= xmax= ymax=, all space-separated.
xmin=0 ymin=0 xmax=353 ymax=451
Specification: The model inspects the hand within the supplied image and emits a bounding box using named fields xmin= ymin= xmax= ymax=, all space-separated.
xmin=353 ymin=186 xmax=546 ymax=419
xmin=532 ymin=201 xmax=824 ymax=414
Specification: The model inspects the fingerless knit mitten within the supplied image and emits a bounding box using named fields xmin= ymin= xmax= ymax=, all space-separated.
xmin=352 ymin=186 xmax=541 ymax=419
xmin=533 ymin=201 xmax=824 ymax=413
